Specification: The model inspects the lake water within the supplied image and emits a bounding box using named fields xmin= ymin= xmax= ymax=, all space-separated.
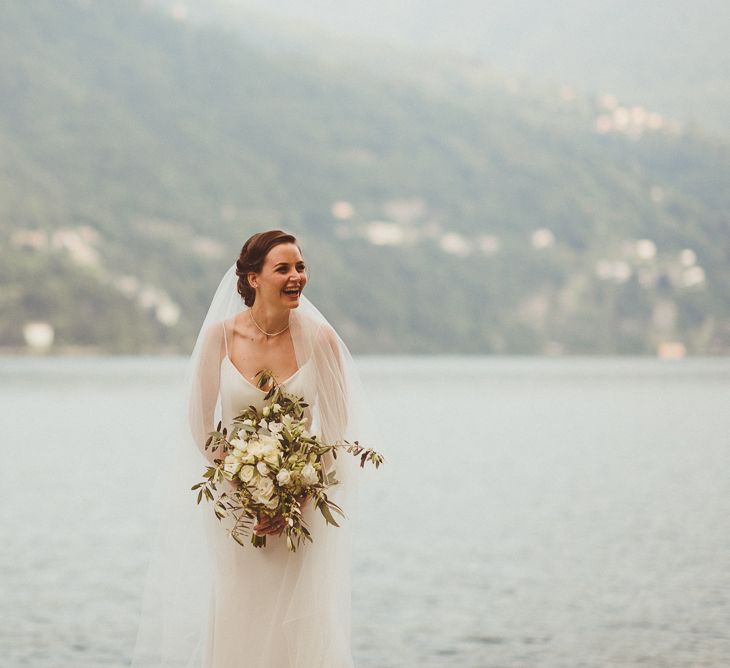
xmin=1 ymin=356 xmax=728 ymax=667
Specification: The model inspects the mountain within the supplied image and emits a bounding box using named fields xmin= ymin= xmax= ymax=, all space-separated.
xmin=174 ymin=0 xmax=730 ymax=138
xmin=1 ymin=0 xmax=729 ymax=355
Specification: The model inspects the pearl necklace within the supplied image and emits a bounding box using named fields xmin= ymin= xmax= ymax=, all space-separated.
xmin=249 ymin=309 xmax=290 ymax=337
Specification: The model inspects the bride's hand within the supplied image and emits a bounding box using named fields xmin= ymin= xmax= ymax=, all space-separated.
xmin=254 ymin=514 xmax=285 ymax=536
xmin=254 ymin=495 xmax=310 ymax=536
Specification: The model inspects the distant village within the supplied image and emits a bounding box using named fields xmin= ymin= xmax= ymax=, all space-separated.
xmin=8 ymin=86 xmax=706 ymax=358
xmin=13 ymin=197 xmax=704 ymax=360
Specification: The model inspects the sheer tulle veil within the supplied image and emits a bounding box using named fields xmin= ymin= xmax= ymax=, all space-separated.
xmin=130 ymin=261 xmax=381 ymax=667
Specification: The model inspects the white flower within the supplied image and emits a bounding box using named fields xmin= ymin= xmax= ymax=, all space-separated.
xmin=276 ymin=468 xmax=292 ymax=486
xmin=265 ymin=495 xmax=279 ymax=510
xmin=230 ymin=436 xmax=247 ymax=451
xmin=272 ymin=403 xmax=281 ymax=413
xmin=242 ymin=419 xmax=254 ymax=426
xmin=258 ymin=418 xmax=268 ymax=429
xmin=301 ymin=463 xmax=319 ymax=486
xmin=257 ymin=435 xmax=281 ymax=465
xmin=253 ymin=476 xmax=274 ymax=502
xmin=258 ymin=434 xmax=280 ymax=450
xmin=262 ymin=406 xmax=270 ymax=417
xmin=248 ymin=440 xmax=263 ymax=458
xmin=268 ymin=421 xmax=284 ymax=435
xmin=256 ymin=461 xmax=269 ymax=475
xmin=238 ymin=465 xmax=255 ymax=483
xmin=223 ymin=455 xmax=242 ymax=476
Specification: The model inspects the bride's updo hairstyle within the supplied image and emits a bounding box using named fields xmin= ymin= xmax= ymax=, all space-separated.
xmin=235 ymin=230 xmax=300 ymax=306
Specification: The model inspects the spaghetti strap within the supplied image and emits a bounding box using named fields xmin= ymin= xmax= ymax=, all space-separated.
xmin=222 ymin=320 xmax=229 ymax=357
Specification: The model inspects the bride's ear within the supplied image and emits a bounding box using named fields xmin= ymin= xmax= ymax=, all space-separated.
xmin=247 ymin=271 xmax=258 ymax=289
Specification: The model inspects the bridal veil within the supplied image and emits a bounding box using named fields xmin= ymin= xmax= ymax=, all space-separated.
xmin=130 ymin=262 xmax=381 ymax=667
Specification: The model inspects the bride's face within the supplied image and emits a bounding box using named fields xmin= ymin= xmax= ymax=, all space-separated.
xmin=249 ymin=242 xmax=308 ymax=309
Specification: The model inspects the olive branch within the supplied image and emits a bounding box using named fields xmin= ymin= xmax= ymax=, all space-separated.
xmin=191 ymin=370 xmax=384 ymax=551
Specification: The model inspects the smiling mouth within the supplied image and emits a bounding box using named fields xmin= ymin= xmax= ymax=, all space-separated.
xmin=283 ymin=287 xmax=300 ymax=296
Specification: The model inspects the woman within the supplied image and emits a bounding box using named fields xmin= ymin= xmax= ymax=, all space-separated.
xmin=130 ymin=230 xmax=380 ymax=667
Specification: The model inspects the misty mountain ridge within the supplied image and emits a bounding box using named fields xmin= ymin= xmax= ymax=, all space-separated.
xmin=158 ymin=0 xmax=730 ymax=138
xmin=1 ymin=0 xmax=729 ymax=355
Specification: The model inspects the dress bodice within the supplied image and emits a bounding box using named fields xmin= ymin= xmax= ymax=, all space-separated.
xmin=218 ymin=318 xmax=316 ymax=429
xmin=219 ymin=354 xmax=314 ymax=429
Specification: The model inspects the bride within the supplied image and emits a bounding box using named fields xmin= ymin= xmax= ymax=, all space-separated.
xmin=130 ymin=230 xmax=381 ymax=667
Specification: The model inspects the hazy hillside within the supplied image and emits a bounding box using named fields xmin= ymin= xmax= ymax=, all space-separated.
xmin=175 ymin=0 xmax=730 ymax=138
xmin=1 ymin=0 xmax=729 ymax=355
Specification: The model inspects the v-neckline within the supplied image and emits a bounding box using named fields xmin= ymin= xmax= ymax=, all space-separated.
xmin=222 ymin=355 xmax=304 ymax=393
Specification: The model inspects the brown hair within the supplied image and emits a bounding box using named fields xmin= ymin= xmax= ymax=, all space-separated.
xmin=235 ymin=230 xmax=300 ymax=306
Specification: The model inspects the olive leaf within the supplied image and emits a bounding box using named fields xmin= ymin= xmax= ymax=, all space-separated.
xmin=191 ymin=380 xmax=384 ymax=552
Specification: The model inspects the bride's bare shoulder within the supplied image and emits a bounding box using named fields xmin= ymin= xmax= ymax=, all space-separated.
xmin=209 ymin=314 xmax=258 ymax=351
xmin=209 ymin=313 xmax=248 ymax=335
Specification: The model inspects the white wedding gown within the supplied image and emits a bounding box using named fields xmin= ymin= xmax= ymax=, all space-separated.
xmin=201 ymin=321 xmax=353 ymax=668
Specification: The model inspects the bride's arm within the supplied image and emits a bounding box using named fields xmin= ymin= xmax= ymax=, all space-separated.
xmin=188 ymin=320 xmax=225 ymax=466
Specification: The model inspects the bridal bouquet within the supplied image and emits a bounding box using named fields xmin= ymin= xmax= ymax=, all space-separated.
xmin=191 ymin=371 xmax=384 ymax=552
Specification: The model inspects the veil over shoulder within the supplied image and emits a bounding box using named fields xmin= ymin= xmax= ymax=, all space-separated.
xmin=130 ymin=263 xmax=382 ymax=667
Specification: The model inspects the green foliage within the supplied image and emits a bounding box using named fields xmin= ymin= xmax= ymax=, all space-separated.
xmin=194 ymin=376 xmax=383 ymax=551
xmin=1 ymin=1 xmax=729 ymax=354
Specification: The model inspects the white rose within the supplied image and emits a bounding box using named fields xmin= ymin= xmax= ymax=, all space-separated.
xmin=258 ymin=434 xmax=280 ymax=449
xmin=256 ymin=461 xmax=269 ymax=475
xmin=265 ymin=495 xmax=279 ymax=510
xmin=260 ymin=438 xmax=280 ymax=460
xmin=223 ymin=455 xmax=242 ymax=476
xmin=259 ymin=444 xmax=274 ymax=458
xmin=230 ymin=436 xmax=247 ymax=450
xmin=251 ymin=490 xmax=267 ymax=506
xmin=276 ymin=468 xmax=292 ymax=486
xmin=238 ymin=465 xmax=255 ymax=483
xmin=255 ymin=476 xmax=274 ymax=500
xmin=301 ymin=463 xmax=319 ymax=486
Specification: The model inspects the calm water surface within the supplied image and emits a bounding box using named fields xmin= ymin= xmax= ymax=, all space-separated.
xmin=1 ymin=356 xmax=728 ymax=667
